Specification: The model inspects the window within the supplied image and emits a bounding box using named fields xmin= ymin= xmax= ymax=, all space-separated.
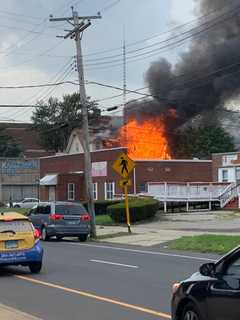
xmin=68 ymin=183 xmax=75 ymax=201
xmin=93 ymin=182 xmax=98 ymax=201
xmin=226 ymin=257 xmax=240 ymax=276
xmin=105 ymin=182 xmax=115 ymax=200
xmin=37 ymin=205 xmax=51 ymax=214
xmin=236 ymin=168 xmax=240 ymax=181
xmin=55 ymin=204 xmax=86 ymax=215
xmin=140 ymin=182 xmax=147 ymax=193
xmin=222 ymin=154 xmax=237 ymax=166
xmin=222 ymin=169 xmax=228 ymax=182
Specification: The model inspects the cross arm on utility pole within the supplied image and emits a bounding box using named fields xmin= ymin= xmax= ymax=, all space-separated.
xmin=49 ymin=13 xmax=102 ymax=23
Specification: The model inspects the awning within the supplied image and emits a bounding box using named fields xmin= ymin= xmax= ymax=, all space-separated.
xmin=40 ymin=174 xmax=57 ymax=186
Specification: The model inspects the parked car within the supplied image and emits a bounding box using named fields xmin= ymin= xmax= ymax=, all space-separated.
xmin=172 ymin=246 xmax=240 ymax=320
xmin=0 ymin=211 xmax=43 ymax=273
xmin=28 ymin=201 xmax=90 ymax=242
xmin=7 ymin=198 xmax=39 ymax=209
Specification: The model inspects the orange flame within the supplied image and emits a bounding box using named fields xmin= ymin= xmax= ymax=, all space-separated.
xmin=118 ymin=117 xmax=171 ymax=160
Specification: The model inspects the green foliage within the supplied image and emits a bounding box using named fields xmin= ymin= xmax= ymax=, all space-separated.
xmin=95 ymin=215 xmax=115 ymax=226
xmin=83 ymin=200 xmax=122 ymax=216
xmin=107 ymin=197 xmax=159 ymax=223
xmin=31 ymin=93 xmax=101 ymax=152
xmin=177 ymin=126 xmax=235 ymax=159
xmin=0 ymin=129 xmax=22 ymax=157
xmin=168 ymin=234 xmax=240 ymax=254
xmin=94 ymin=200 xmax=122 ymax=216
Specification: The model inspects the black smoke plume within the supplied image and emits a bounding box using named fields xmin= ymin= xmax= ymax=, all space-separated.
xmin=126 ymin=0 xmax=240 ymax=127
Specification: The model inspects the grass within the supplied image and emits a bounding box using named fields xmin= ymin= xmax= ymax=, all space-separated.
xmin=168 ymin=234 xmax=240 ymax=254
xmin=0 ymin=207 xmax=29 ymax=215
xmin=95 ymin=215 xmax=115 ymax=226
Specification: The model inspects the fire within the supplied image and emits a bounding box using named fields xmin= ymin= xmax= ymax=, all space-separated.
xmin=118 ymin=117 xmax=171 ymax=160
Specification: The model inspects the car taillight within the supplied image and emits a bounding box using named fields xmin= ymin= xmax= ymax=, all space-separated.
xmin=49 ymin=214 xmax=64 ymax=221
xmin=34 ymin=229 xmax=41 ymax=239
xmin=80 ymin=213 xmax=91 ymax=221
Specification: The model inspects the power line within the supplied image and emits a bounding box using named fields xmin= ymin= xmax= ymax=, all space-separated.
xmin=81 ymin=0 xmax=239 ymax=59
xmin=83 ymin=6 xmax=240 ymax=69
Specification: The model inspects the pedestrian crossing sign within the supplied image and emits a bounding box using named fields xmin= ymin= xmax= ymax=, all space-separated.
xmin=112 ymin=153 xmax=135 ymax=178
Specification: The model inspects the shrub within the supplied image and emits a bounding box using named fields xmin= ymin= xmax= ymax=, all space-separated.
xmin=107 ymin=197 xmax=159 ymax=223
xmin=83 ymin=200 xmax=122 ymax=216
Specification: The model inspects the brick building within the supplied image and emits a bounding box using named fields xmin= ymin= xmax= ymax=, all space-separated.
xmin=40 ymin=147 xmax=212 ymax=202
xmin=212 ymin=152 xmax=240 ymax=183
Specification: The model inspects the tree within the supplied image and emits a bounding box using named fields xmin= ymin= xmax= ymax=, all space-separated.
xmin=31 ymin=93 xmax=101 ymax=152
xmin=177 ymin=126 xmax=235 ymax=159
xmin=0 ymin=129 xmax=22 ymax=157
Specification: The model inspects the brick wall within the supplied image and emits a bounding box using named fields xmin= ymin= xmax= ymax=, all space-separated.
xmin=212 ymin=155 xmax=223 ymax=181
xmin=40 ymin=149 xmax=213 ymax=201
xmin=135 ymin=160 xmax=212 ymax=193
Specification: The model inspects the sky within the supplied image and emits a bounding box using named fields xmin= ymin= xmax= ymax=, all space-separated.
xmin=0 ymin=0 xmax=196 ymax=122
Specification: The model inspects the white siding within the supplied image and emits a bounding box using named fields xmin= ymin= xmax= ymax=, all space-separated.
xmin=218 ymin=167 xmax=236 ymax=183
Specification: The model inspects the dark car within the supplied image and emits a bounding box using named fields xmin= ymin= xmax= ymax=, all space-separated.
xmin=28 ymin=201 xmax=90 ymax=242
xmin=172 ymin=246 xmax=240 ymax=320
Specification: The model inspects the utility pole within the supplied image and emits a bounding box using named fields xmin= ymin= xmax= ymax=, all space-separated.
xmin=123 ymin=31 xmax=127 ymax=145
xmin=50 ymin=8 xmax=101 ymax=239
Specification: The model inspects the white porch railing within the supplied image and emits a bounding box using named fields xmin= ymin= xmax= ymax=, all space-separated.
xmin=147 ymin=182 xmax=230 ymax=202
xmin=219 ymin=183 xmax=240 ymax=208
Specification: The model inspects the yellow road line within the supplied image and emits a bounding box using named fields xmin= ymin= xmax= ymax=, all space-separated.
xmin=16 ymin=275 xmax=171 ymax=319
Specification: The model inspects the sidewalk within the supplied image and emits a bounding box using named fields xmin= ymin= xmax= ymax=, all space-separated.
xmin=96 ymin=210 xmax=240 ymax=247
xmin=0 ymin=304 xmax=41 ymax=320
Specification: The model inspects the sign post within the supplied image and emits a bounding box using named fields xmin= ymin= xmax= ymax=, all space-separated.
xmin=112 ymin=153 xmax=135 ymax=234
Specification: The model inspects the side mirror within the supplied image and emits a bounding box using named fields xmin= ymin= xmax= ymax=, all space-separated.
xmin=199 ymin=263 xmax=216 ymax=277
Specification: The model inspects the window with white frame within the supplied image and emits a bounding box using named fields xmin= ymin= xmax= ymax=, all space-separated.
xmin=104 ymin=182 xmax=115 ymax=200
xmin=236 ymin=167 xmax=240 ymax=181
xmin=68 ymin=183 xmax=75 ymax=201
xmin=93 ymin=182 xmax=98 ymax=201
xmin=222 ymin=169 xmax=229 ymax=182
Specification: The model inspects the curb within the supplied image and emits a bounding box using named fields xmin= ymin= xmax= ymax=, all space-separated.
xmin=0 ymin=304 xmax=41 ymax=320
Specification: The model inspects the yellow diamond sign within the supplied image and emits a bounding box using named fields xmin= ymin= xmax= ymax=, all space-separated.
xmin=112 ymin=153 xmax=135 ymax=178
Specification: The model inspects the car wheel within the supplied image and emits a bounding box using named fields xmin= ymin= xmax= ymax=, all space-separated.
xmin=29 ymin=262 xmax=42 ymax=274
xmin=181 ymin=303 xmax=201 ymax=320
xmin=41 ymin=227 xmax=50 ymax=241
xmin=14 ymin=205 xmax=20 ymax=208
xmin=78 ymin=234 xmax=88 ymax=242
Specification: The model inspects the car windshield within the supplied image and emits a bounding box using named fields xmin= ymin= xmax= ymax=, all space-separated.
xmin=0 ymin=220 xmax=33 ymax=233
xmin=55 ymin=204 xmax=86 ymax=215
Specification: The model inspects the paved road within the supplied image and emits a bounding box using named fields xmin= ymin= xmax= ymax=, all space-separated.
xmin=0 ymin=241 xmax=217 ymax=320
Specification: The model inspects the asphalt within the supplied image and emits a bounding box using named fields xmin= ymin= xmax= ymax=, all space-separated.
xmin=0 ymin=240 xmax=218 ymax=320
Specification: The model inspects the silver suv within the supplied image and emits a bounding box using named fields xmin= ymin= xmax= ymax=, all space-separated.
xmin=28 ymin=201 xmax=90 ymax=242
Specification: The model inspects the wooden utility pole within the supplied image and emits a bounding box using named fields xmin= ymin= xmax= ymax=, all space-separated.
xmin=50 ymin=8 xmax=101 ymax=239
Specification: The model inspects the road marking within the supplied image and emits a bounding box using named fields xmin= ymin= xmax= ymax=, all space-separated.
xmin=68 ymin=243 xmax=215 ymax=262
xmin=90 ymin=259 xmax=139 ymax=269
xmin=16 ymin=275 xmax=171 ymax=319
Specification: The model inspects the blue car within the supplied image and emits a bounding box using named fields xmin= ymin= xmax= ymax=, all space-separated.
xmin=0 ymin=212 xmax=43 ymax=273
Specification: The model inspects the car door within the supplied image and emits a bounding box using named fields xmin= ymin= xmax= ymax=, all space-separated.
xmin=28 ymin=206 xmax=38 ymax=228
xmin=208 ymin=254 xmax=240 ymax=320
xmin=29 ymin=204 xmax=46 ymax=229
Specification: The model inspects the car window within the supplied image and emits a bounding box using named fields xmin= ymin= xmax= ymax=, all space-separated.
xmin=226 ymin=257 xmax=240 ymax=276
xmin=37 ymin=205 xmax=51 ymax=214
xmin=29 ymin=208 xmax=36 ymax=215
xmin=55 ymin=204 xmax=86 ymax=215
xmin=0 ymin=220 xmax=33 ymax=233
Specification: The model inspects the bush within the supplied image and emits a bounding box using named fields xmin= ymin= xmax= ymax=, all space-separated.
xmin=107 ymin=197 xmax=159 ymax=223
xmin=83 ymin=200 xmax=122 ymax=216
